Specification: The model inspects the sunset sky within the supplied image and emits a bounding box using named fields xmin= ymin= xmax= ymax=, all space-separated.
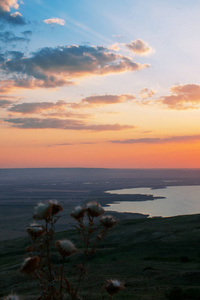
xmin=1 ymin=0 xmax=200 ymax=168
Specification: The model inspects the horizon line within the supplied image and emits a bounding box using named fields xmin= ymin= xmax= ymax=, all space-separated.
xmin=1 ymin=167 xmax=200 ymax=170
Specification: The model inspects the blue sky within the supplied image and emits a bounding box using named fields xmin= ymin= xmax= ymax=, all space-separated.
xmin=1 ymin=0 xmax=200 ymax=168
xmin=2 ymin=0 xmax=200 ymax=90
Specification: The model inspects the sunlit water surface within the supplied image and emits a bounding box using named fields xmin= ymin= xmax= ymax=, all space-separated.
xmin=105 ymin=185 xmax=200 ymax=217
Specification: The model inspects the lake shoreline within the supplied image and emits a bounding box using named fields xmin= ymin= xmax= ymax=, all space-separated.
xmin=104 ymin=185 xmax=200 ymax=218
xmin=1 ymin=168 xmax=200 ymax=241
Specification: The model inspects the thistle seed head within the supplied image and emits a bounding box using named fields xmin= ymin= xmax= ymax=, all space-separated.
xmin=49 ymin=199 xmax=63 ymax=215
xmin=26 ymin=224 xmax=45 ymax=238
xmin=104 ymin=279 xmax=125 ymax=295
xmin=100 ymin=215 xmax=118 ymax=228
xmin=33 ymin=200 xmax=62 ymax=220
xmin=86 ymin=201 xmax=104 ymax=217
xmin=33 ymin=202 xmax=52 ymax=220
xmin=55 ymin=239 xmax=77 ymax=257
xmin=70 ymin=206 xmax=85 ymax=220
xmin=20 ymin=256 xmax=40 ymax=274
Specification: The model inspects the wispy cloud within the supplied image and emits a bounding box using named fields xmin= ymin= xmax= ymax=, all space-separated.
xmin=4 ymin=117 xmax=135 ymax=131
xmin=41 ymin=112 xmax=92 ymax=119
xmin=7 ymin=100 xmax=92 ymax=118
xmin=140 ymin=88 xmax=157 ymax=99
xmin=47 ymin=141 xmax=95 ymax=147
xmin=70 ymin=94 xmax=135 ymax=109
xmin=5 ymin=94 xmax=135 ymax=118
xmin=112 ymin=35 xmax=123 ymax=40
xmin=109 ymin=43 xmax=121 ymax=51
xmin=0 ymin=31 xmax=29 ymax=43
xmin=44 ymin=18 xmax=65 ymax=26
xmin=110 ymin=135 xmax=200 ymax=144
xmin=8 ymin=100 xmax=67 ymax=114
xmin=47 ymin=142 xmax=74 ymax=147
xmin=21 ymin=30 xmax=32 ymax=37
xmin=64 ymin=14 xmax=111 ymax=44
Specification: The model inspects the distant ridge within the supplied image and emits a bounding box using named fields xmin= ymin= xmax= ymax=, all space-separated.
xmin=0 ymin=168 xmax=200 ymax=184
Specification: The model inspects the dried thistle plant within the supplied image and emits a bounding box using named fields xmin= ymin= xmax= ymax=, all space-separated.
xmin=103 ymin=279 xmax=125 ymax=300
xmin=14 ymin=199 xmax=124 ymax=300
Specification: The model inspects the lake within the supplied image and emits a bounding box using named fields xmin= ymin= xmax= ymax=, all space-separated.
xmin=105 ymin=185 xmax=200 ymax=217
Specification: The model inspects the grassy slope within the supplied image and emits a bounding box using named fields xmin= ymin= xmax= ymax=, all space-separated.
xmin=1 ymin=214 xmax=200 ymax=299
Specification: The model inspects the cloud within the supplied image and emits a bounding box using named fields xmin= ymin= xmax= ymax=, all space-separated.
xmin=5 ymin=99 xmax=92 ymax=118
xmin=47 ymin=141 xmax=96 ymax=147
xmin=44 ymin=18 xmax=65 ymax=26
xmin=21 ymin=30 xmax=32 ymax=37
xmin=1 ymin=44 xmax=150 ymax=89
xmin=112 ymin=35 xmax=125 ymax=43
xmin=0 ymin=0 xmax=19 ymax=12
xmin=42 ymin=112 xmax=92 ymax=119
xmin=10 ymin=11 xmax=20 ymax=17
xmin=8 ymin=100 xmax=67 ymax=114
xmin=0 ymin=0 xmax=26 ymax=25
xmin=0 ymin=79 xmax=34 ymax=93
xmin=110 ymin=135 xmax=200 ymax=144
xmin=140 ymin=88 xmax=156 ymax=99
xmin=159 ymin=84 xmax=200 ymax=110
xmin=0 ymin=94 xmax=21 ymax=100
xmin=109 ymin=43 xmax=120 ymax=51
xmin=5 ymin=94 xmax=136 ymax=117
xmin=71 ymin=93 xmax=135 ymax=108
xmin=125 ymin=39 xmax=153 ymax=55
xmin=7 ymin=51 xmax=24 ymax=59
xmin=0 ymin=80 xmax=17 ymax=93
xmin=16 ymin=77 xmax=73 ymax=89
xmin=47 ymin=143 xmax=74 ymax=147
xmin=0 ymin=53 xmax=5 ymax=62
xmin=0 ymin=31 xmax=29 ymax=44
xmin=113 ymin=35 xmax=123 ymax=39
xmin=0 ymin=11 xmax=26 ymax=25
xmin=0 ymin=99 xmax=13 ymax=107
xmin=3 ymin=117 xmax=135 ymax=131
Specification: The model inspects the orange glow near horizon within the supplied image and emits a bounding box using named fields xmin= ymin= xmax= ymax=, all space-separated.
xmin=1 ymin=136 xmax=200 ymax=168
xmin=1 ymin=102 xmax=200 ymax=169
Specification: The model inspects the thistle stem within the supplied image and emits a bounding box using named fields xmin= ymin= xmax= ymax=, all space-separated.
xmin=59 ymin=257 xmax=65 ymax=298
xmin=45 ymin=219 xmax=55 ymax=299
xmin=45 ymin=220 xmax=52 ymax=279
xmin=74 ymin=265 xmax=85 ymax=298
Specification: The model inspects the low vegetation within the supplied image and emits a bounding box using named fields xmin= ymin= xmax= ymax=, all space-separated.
xmin=1 ymin=207 xmax=200 ymax=299
xmin=1 ymin=200 xmax=123 ymax=300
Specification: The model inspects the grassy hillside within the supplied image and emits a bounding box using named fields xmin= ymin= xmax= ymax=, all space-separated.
xmin=1 ymin=214 xmax=200 ymax=299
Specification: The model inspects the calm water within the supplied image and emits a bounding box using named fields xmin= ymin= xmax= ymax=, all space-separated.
xmin=105 ymin=185 xmax=200 ymax=217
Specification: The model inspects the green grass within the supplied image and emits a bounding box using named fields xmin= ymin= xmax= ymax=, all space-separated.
xmin=1 ymin=214 xmax=200 ymax=299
